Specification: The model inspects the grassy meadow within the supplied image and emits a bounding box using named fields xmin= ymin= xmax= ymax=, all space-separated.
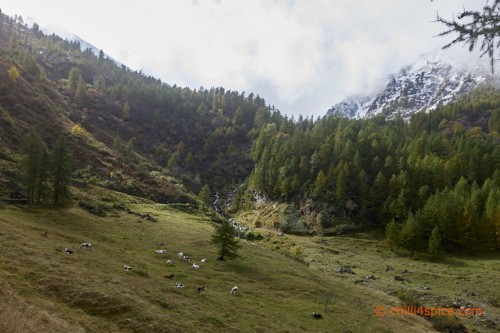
xmin=0 ymin=186 xmax=496 ymax=332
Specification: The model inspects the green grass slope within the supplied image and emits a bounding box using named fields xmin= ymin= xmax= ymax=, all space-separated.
xmin=0 ymin=187 xmax=433 ymax=333
xmin=237 ymin=205 xmax=500 ymax=333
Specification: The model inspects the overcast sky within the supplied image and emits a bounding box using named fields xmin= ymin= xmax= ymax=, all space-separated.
xmin=0 ymin=0 xmax=487 ymax=118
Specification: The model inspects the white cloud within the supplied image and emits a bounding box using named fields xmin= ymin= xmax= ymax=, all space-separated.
xmin=0 ymin=0 xmax=488 ymax=117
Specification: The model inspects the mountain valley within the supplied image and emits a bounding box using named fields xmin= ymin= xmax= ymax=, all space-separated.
xmin=0 ymin=9 xmax=499 ymax=333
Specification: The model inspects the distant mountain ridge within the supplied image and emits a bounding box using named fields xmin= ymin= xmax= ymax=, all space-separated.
xmin=326 ymin=52 xmax=492 ymax=119
xmin=25 ymin=18 xmax=120 ymax=64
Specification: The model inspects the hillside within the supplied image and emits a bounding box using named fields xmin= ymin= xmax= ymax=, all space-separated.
xmin=0 ymin=186 xmax=438 ymax=333
xmin=2 ymin=184 xmax=499 ymax=333
xmin=0 ymin=11 xmax=282 ymax=203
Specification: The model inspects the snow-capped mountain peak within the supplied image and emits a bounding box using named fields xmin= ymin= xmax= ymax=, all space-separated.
xmin=326 ymin=52 xmax=492 ymax=119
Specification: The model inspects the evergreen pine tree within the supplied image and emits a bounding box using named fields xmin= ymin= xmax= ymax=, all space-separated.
xmin=184 ymin=151 xmax=195 ymax=169
xmin=75 ymin=77 xmax=86 ymax=105
xmin=385 ymin=219 xmax=400 ymax=249
xmin=198 ymin=184 xmax=211 ymax=209
xmin=35 ymin=151 xmax=50 ymax=204
xmin=335 ymin=170 xmax=346 ymax=202
xmin=485 ymin=188 xmax=500 ymax=249
xmin=50 ymin=136 xmax=72 ymax=207
xmin=313 ymin=170 xmax=328 ymax=198
xmin=125 ymin=138 xmax=135 ymax=159
xmin=428 ymin=225 xmax=443 ymax=258
xmin=19 ymin=132 xmax=48 ymax=205
xmin=112 ymin=135 xmax=123 ymax=151
xmin=399 ymin=213 xmax=421 ymax=257
xmin=96 ymin=74 xmax=106 ymax=93
xmin=122 ymin=101 xmax=130 ymax=120
xmin=167 ymin=154 xmax=178 ymax=170
xmin=211 ymin=220 xmax=241 ymax=260
xmin=68 ymin=67 xmax=81 ymax=92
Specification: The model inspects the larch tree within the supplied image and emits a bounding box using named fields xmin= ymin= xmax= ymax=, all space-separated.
xmin=436 ymin=0 xmax=500 ymax=72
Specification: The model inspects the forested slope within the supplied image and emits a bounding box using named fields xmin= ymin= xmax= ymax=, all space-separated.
xmin=238 ymin=88 xmax=500 ymax=253
xmin=0 ymin=10 xmax=283 ymax=201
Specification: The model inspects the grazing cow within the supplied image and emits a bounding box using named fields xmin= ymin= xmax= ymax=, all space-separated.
xmin=182 ymin=255 xmax=191 ymax=261
xmin=166 ymin=259 xmax=174 ymax=265
xmin=312 ymin=312 xmax=323 ymax=319
xmin=163 ymin=274 xmax=174 ymax=279
xmin=197 ymin=285 xmax=205 ymax=294
xmin=155 ymin=249 xmax=167 ymax=254
xmin=231 ymin=286 xmax=238 ymax=295
xmin=200 ymin=258 xmax=207 ymax=263
xmin=64 ymin=247 xmax=73 ymax=254
xmin=177 ymin=252 xmax=184 ymax=258
xmin=80 ymin=243 xmax=92 ymax=250
xmin=192 ymin=263 xmax=200 ymax=270
xmin=123 ymin=265 xmax=132 ymax=271
xmin=175 ymin=282 xmax=185 ymax=288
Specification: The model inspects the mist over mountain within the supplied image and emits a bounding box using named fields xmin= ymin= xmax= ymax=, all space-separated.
xmin=327 ymin=52 xmax=492 ymax=119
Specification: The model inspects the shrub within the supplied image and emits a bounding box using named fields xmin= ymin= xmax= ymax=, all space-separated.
xmin=252 ymin=214 xmax=263 ymax=227
xmin=71 ymin=124 xmax=86 ymax=138
xmin=7 ymin=66 xmax=20 ymax=82
xmin=283 ymin=246 xmax=309 ymax=266
xmin=397 ymin=291 xmax=420 ymax=307
xmin=241 ymin=230 xmax=263 ymax=241
xmin=78 ymin=199 xmax=107 ymax=216
xmin=279 ymin=206 xmax=309 ymax=235
xmin=323 ymin=223 xmax=361 ymax=236
xmin=430 ymin=315 xmax=467 ymax=333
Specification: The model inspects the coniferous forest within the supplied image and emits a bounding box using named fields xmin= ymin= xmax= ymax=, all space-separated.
xmin=243 ymin=91 xmax=500 ymax=254
xmin=0 ymin=9 xmax=499 ymax=257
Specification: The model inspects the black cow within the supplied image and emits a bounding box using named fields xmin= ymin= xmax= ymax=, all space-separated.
xmin=312 ymin=312 xmax=323 ymax=319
